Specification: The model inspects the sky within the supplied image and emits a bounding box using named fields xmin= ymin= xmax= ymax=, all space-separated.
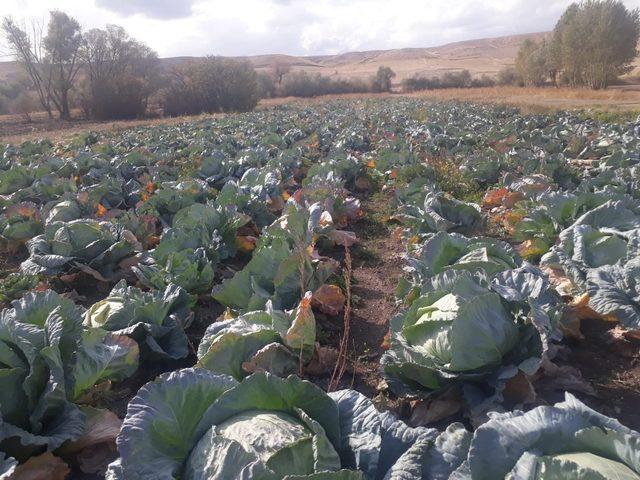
xmin=1 ymin=0 xmax=640 ymax=59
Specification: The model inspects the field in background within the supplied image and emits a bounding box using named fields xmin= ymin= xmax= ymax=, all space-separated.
xmin=2 ymin=86 xmax=640 ymax=144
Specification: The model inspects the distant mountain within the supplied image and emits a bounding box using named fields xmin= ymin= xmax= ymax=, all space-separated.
xmin=155 ymin=32 xmax=551 ymax=81
xmin=0 ymin=32 xmax=552 ymax=84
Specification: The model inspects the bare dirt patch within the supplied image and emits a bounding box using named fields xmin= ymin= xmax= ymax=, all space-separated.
xmin=341 ymin=192 xmax=404 ymax=395
xmin=561 ymin=319 xmax=640 ymax=430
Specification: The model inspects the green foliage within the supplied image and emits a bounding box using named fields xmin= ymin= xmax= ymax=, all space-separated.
xmin=515 ymin=39 xmax=551 ymax=87
xmin=517 ymin=0 xmax=640 ymax=89
xmin=110 ymin=370 xmax=468 ymax=479
xmin=84 ymin=280 xmax=195 ymax=360
xmin=383 ymin=268 xmax=559 ymax=395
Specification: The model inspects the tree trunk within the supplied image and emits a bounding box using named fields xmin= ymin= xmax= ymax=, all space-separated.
xmin=59 ymin=89 xmax=71 ymax=121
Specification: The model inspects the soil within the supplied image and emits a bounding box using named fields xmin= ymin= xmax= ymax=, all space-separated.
xmin=346 ymin=193 xmax=404 ymax=396
xmin=310 ymin=190 xmax=404 ymax=400
xmin=559 ymin=319 xmax=640 ymax=430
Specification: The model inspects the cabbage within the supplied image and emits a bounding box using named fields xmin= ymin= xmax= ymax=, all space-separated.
xmin=586 ymin=258 xmax=640 ymax=331
xmin=213 ymin=203 xmax=338 ymax=311
xmin=134 ymin=247 xmax=216 ymax=295
xmin=85 ymin=280 xmax=195 ymax=360
xmin=383 ymin=268 xmax=561 ymax=396
xmin=20 ymin=219 xmax=140 ymax=281
xmin=451 ymin=393 xmax=640 ymax=479
xmin=197 ymin=294 xmax=315 ymax=380
xmin=108 ymin=370 xmax=468 ymax=479
xmin=394 ymin=188 xmax=483 ymax=235
xmin=397 ymin=232 xmax=521 ymax=300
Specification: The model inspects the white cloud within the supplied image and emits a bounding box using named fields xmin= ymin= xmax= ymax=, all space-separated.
xmin=1 ymin=0 xmax=640 ymax=59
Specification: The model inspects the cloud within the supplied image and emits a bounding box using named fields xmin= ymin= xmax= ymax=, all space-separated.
xmin=95 ymin=0 xmax=197 ymax=19
xmin=2 ymin=0 xmax=640 ymax=58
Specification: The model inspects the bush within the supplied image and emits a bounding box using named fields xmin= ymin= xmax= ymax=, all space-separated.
xmin=11 ymin=92 xmax=36 ymax=122
xmin=279 ymin=71 xmax=371 ymax=97
xmin=83 ymin=76 xmax=151 ymax=120
xmin=401 ymin=70 xmax=494 ymax=92
xmin=81 ymin=25 xmax=158 ymax=120
xmin=257 ymin=71 xmax=277 ymax=99
xmin=0 ymin=79 xmax=30 ymax=115
xmin=162 ymin=57 xmax=259 ymax=116
xmin=497 ymin=66 xmax=522 ymax=86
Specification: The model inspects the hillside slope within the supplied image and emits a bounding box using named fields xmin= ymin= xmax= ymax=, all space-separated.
xmin=0 ymin=32 xmax=548 ymax=83
xmin=2 ymin=31 xmax=638 ymax=83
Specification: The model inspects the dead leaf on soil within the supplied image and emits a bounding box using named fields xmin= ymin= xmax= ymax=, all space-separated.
xmin=375 ymin=379 xmax=389 ymax=392
xmin=408 ymin=396 xmax=462 ymax=427
xmin=482 ymin=187 xmax=524 ymax=209
xmin=328 ymin=230 xmax=359 ymax=247
xmin=118 ymin=254 xmax=141 ymax=272
xmin=311 ymin=284 xmax=346 ymax=316
xmin=605 ymin=326 xmax=640 ymax=358
xmin=57 ymin=407 xmax=121 ymax=474
xmin=516 ymin=239 xmax=548 ymax=262
xmin=355 ymin=176 xmax=371 ymax=191
xmin=503 ymin=371 xmax=537 ymax=405
xmin=7 ymin=453 xmax=69 ymax=480
xmin=242 ymin=343 xmax=299 ymax=377
xmin=391 ymin=227 xmax=405 ymax=242
xmin=236 ymin=235 xmax=257 ymax=253
xmin=621 ymin=328 xmax=640 ymax=345
xmin=541 ymin=360 xmax=597 ymax=396
xmin=305 ymin=344 xmax=339 ymax=376
xmin=266 ymin=194 xmax=285 ymax=213
xmin=542 ymin=266 xmax=577 ymax=296
xmin=561 ymin=293 xmax=618 ymax=340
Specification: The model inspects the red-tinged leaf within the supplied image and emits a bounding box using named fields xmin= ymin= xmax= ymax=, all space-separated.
xmin=311 ymin=284 xmax=346 ymax=316
xmin=8 ymin=453 xmax=69 ymax=480
xmin=236 ymin=235 xmax=257 ymax=253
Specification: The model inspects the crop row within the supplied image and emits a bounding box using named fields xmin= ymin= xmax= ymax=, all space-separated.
xmin=0 ymin=99 xmax=638 ymax=478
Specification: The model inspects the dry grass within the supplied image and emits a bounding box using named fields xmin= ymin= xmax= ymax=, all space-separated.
xmin=0 ymin=110 xmax=223 ymax=144
xmin=406 ymin=86 xmax=640 ymax=113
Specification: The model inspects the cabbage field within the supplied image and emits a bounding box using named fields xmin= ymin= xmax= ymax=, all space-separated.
xmin=0 ymin=99 xmax=639 ymax=479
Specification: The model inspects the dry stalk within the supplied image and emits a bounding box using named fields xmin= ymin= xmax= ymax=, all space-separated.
xmin=329 ymin=244 xmax=352 ymax=391
xmin=297 ymin=242 xmax=307 ymax=376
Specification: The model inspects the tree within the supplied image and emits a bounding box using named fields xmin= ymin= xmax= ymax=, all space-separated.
xmin=81 ymin=25 xmax=158 ymax=119
xmin=272 ymin=62 xmax=291 ymax=86
xmin=371 ymin=66 xmax=396 ymax=92
xmin=1 ymin=17 xmax=54 ymax=117
xmin=515 ymin=39 xmax=548 ymax=87
xmin=43 ymin=11 xmax=82 ymax=120
xmin=2 ymin=11 xmax=82 ymax=120
xmin=552 ymin=0 xmax=640 ymax=89
xmin=163 ymin=57 xmax=259 ymax=116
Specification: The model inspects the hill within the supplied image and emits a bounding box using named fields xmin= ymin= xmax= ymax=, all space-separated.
xmin=166 ymin=32 xmax=551 ymax=81
xmin=0 ymin=32 xmax=549 ymax=84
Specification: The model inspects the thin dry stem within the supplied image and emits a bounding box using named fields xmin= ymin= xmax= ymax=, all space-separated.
xmin=329 ymin=244 xmax=352 ymax=392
